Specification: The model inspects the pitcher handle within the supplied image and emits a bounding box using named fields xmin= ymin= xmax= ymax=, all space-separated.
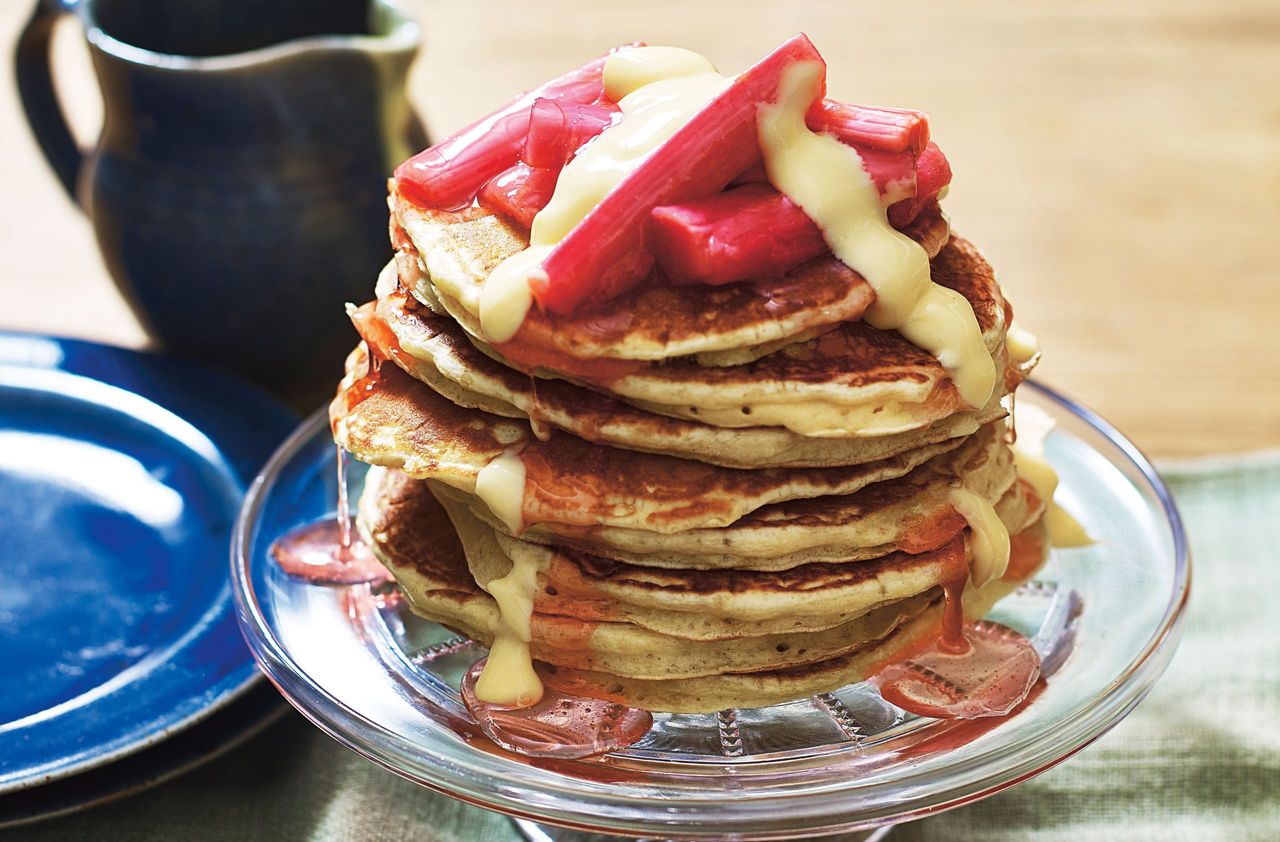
xmin=15 ymin=0 xmax=85 ymax=204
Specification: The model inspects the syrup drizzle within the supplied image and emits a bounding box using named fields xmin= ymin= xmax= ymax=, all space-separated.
xmin=269 ymin=444 xmax=392 ymax=586
xmin=938 ymin=574 xmax=970 ymax=655
xmin=1005 ymin=392 xmax=1018 ymax=445
xmin=873 ymin=539 xmax=1041 ymax=719
xmin=332 ymin=366 xmax=384 ymax=436
xmin=460 ymin=658 xmax=652 ymax=759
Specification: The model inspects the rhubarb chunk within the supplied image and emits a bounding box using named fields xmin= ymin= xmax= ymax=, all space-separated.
xmin=529 ymin=34 xmax=826 ymax=315
xmin=807 ymin=99 xmax=930 ymax=156
xmin=522 ymin=100 xmax=619 ymax=169
xmin=478 ymin=163 xmax=560 ymax=229
xmin=652 ymin=139 xmax=929 ymax=286
xmin=394 ymin=54 xmax=612 ymax=211
xmin=888 ymin=142 xmax=951 ymax=227
xmin=650 ymin=184 xmax=825 ymax=285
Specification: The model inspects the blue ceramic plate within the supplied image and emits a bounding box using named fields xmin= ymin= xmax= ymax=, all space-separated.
xmin=0 ymin=683 xmax=289 ymax=829
xmin=0 ymin=332 xmax=295 ymax=793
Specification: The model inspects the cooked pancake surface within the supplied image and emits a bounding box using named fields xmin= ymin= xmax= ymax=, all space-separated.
xmin=432 ymin=420 xmax=1019 ymax=570
xmin=392 ymin=212 xmax=1012 ymax=438
xmin=538 ymin=560 xmax=1039 ymax=714
xmin=535 ymin=237 xmax=1011 ymax=437
xmin=378 ymin=289 xmax=1008 ymax=469
xmin=437 ymin=469 xmax=1042 ymax=621
xmin=333 ymin=353 xmax=1017 ymax=536
xmin=394 ymin=192 xmax=950 ymax=363
xmin=359 ymin=466 xmax=1049 ymax=712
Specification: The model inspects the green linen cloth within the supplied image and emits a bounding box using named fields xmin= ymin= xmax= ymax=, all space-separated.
xmin=9 ymin=454 xmax=1279 ymax=842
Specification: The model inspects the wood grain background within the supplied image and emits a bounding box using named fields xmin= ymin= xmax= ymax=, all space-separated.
xmin=1 ymin=0 xmax=1276 ymax=456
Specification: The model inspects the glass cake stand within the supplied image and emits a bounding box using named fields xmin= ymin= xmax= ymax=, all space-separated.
xmin=231 ymin=382 xmax=1189 ymax=840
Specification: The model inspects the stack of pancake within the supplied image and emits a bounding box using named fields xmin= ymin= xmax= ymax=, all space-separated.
xmin=329 ymin=188 xmax=1048 ymax=714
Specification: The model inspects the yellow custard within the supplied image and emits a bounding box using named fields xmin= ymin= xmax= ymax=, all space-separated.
xmin=1013 ymin=403 xmax=1094 ymax=548
xmin=757 ymin=61 xmax=995 ymax=409
xmin=472 ymin=446 xmax=545 ymax=705
xmin=948 ymin=486 xmax=1011 ymax=587
xmin=1007 ymin=322 xmax=1041 ymax=367
xmin=474 ymin=544 xmax=544 ymax=707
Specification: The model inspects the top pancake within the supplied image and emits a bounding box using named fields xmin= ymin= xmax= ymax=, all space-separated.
xmin=393 ymin=189 xmax=950 ymax=363
xmin=577 ymin=237 xmax=1011 ymax=434
xmin=393 ymin=207 xmax=1014 ymax=438
xmin=390 ymin=231 xmax=1019 ymax=439
xmin=466 ymin=236 xmax=1013 ymax=437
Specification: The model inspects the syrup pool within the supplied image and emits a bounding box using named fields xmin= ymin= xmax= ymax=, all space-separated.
xmin=270 ymin=445 xmax=391 ymax=586
xmin=873 ymin=619 xmax=1041 ymax=720
xmin=461 ymin=658 xmax=653 ymax=759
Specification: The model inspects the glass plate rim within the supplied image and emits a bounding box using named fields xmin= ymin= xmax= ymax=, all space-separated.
xmin=231 ymin=380 xmax=1191 ymax=835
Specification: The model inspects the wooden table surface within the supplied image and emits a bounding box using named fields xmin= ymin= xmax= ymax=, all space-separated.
xmin=2 ymin=0 xmax=1277 ymax=457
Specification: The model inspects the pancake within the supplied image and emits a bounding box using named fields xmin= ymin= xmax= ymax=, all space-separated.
xmin=504 ymin=481 xmax=1040 ymax=623
xmin=333 ymin=353 xmax=999 ymax=535
xmin=358 ymin=467 xmax=931 ymax=676
xmin=408 ymin=233 xmax=1014 ymax=438
xmin=358 ymin=465 xmax=1050 ymax=712
xmin=361 ymin=467 xmax=891 ymax=641
xmin=359 ymin=466 xmax=1046 ymax=689
xmin=434 ymin=419 xmax=1018 ymax=570
xmin=539 ymin=552 xmax=1041 ymax=714
xmin=355 ymin=464 xmax=497 ymax=642
xmin=362 ymin=461 xmax=1038 ymax=637
xmin=393 ymin=190 xmax=950 ymax=364
xmin=550 ymin=237 xmax=1010 ymax=437
xmin=376 ymin=282 xmax=1009 ymax=469
xmin=531 ymin=596 xmax=935 ymax=681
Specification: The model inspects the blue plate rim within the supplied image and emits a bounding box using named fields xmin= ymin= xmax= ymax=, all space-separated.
xmin=0 ymin=331 xmax=297 ymax=792
xmin=0 ymin=684 xmax=290 ymax=829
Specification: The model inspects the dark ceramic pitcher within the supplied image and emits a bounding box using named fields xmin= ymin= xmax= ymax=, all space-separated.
xmin=16 ymin=0 xmax=426 ymax=404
